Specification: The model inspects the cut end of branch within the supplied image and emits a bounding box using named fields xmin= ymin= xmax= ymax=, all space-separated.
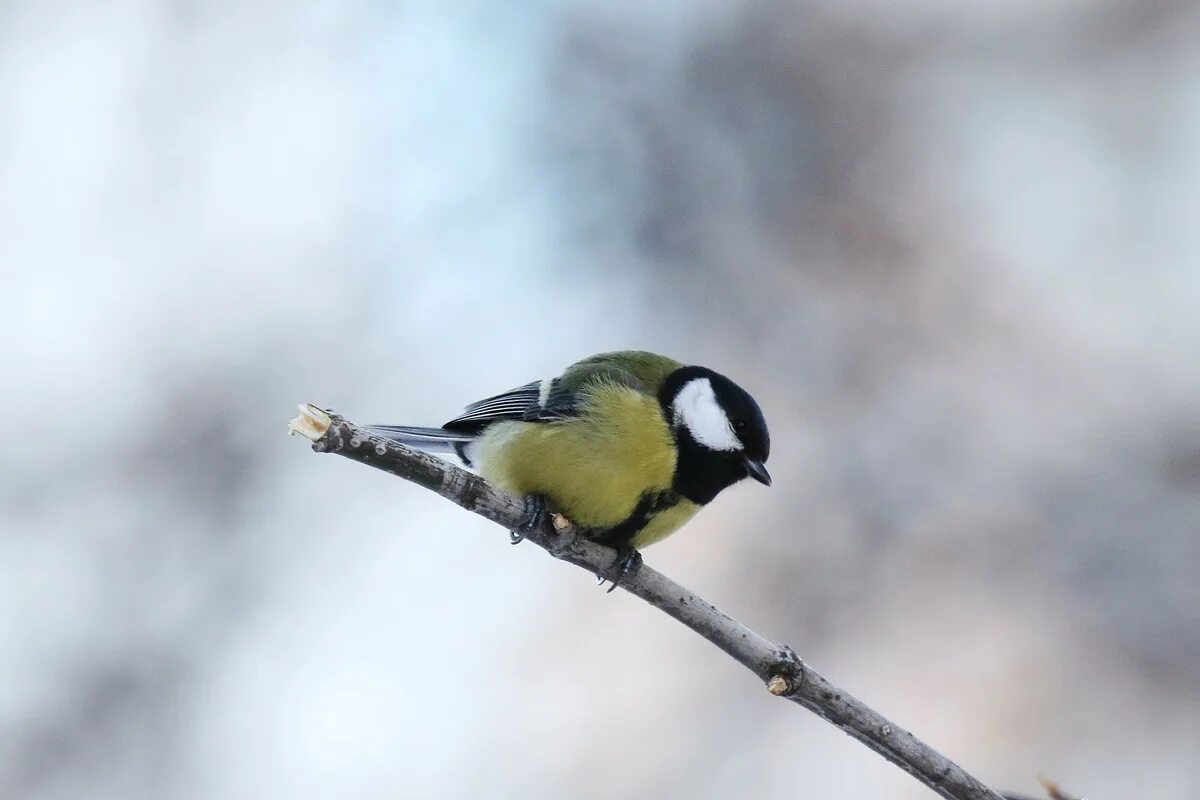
xmin=289 ymin=404 xmax=332 ymax=441
xmin=767 ymin=675 xmax=792 ymax=696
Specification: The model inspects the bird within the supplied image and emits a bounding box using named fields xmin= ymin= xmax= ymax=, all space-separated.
xmin=367 ymin=351 xmax=770 ymax=589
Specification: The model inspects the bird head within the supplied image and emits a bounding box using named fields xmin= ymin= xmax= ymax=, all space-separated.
xmin=659 ymin=366 xmax=771 ymax=504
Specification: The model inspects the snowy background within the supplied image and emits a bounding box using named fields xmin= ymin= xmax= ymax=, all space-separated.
xmin=2 ymin=1 xmax=1198 ymax=798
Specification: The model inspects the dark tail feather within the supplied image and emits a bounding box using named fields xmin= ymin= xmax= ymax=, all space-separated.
xmin=365 ymin=425 xmax=475 ymax=455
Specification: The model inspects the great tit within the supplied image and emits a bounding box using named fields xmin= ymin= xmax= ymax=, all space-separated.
xmin=368 ymin=351 xmax=770 ymax=585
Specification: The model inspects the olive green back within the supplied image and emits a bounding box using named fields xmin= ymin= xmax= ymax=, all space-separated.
xmin=559 ymin=350 xmax=683 ymax=397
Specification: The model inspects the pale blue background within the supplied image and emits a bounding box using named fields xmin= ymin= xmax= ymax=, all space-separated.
xmin=2 ymin=2 xmax=1198 ymax=798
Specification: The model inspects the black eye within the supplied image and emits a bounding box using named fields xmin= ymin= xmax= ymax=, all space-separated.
xmin=733 ymin=419 xmax=747 ymax=432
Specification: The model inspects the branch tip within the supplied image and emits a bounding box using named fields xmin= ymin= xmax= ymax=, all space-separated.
xmin=289 ymin=404 xmax=332 ymax=441
xmin=1037 ymin=776 xmax=1082 ymax=800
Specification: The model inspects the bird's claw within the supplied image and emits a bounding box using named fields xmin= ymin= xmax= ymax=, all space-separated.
xmin=512 ymin=495 xmax=547 ymax=544
xmin=597 ymin=546 xmax=642 ymax=593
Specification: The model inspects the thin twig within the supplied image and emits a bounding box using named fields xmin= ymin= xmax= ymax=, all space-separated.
xmin=289 ymin=404 xmax=1007 ymax=800
xmin=1002 ymin=776 xmax=1084 ymax=800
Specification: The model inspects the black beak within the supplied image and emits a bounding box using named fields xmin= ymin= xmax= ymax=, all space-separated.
xmin=744 ymin=458 xmax=771 ymax=486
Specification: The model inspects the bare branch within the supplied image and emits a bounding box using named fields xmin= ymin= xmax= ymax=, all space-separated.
xmin=289 ymin=404 xmax=1007 ymax=800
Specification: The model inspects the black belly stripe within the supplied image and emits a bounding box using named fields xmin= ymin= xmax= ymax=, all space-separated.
xmin=592 ymin=489 xmax=681 ymax=548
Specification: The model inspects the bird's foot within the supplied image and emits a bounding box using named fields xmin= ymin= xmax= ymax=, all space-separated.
xmin=596 ymin=546 xmax=642 ymax=593
xmin=511 ymin=495 xmax=546 ymax=544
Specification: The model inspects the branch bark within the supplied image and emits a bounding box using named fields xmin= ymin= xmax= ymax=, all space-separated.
xmin=289 ymin=404 xmax=1006 ymax=800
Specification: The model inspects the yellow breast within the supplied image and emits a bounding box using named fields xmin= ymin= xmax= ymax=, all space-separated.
xmin=628 ymin=500 xmax=700 ymax=548
xmin=472 ymin=381 xmax=681 ymax=535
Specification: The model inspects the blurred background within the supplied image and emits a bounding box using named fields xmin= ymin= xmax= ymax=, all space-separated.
xmin=2 ymin=1 xmax=1198 ymax=798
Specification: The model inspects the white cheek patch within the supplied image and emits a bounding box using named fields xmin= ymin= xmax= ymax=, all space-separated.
xmin=673 ymin=377 xmax=742 ymax=451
